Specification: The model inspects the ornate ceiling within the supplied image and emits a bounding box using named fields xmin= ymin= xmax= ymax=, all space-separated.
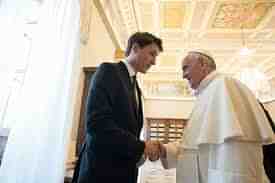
xmin=91 ymin=0 xmax=275 ymax=100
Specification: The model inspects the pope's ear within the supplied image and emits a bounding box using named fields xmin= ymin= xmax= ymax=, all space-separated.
xmin=199 ymin=58 xmax=209 ymax=73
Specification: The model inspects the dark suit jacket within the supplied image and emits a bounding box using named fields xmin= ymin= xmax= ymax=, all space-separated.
xmin=259 ymin=102 xmax=275 ymax=182
xmin=72 ymin=62 xmax=145 ymax=183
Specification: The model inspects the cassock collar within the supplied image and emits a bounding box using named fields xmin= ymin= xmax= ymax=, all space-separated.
xmin=122 ymin=59 xmax=136 ymax=77
xmin=194 ymin=71 xmax=219 ymax=96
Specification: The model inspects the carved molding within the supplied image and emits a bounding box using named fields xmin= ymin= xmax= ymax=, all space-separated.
xmin=96 ymin=0 xmax=138 ymax=49
xmin=213 ymin=2 xmax=275 ymax=29
xmin=140 ymin=79 xmax=193 ymax=98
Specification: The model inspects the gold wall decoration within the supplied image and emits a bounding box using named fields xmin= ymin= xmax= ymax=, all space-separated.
xmin=114 ymin=48 xmax=125 ymax=60
xmin=213 ymin=2 xmax=275 ymax=29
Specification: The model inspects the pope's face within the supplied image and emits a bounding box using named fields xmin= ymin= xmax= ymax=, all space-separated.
xmin=181 ymin=55 xmax=206 ymax=90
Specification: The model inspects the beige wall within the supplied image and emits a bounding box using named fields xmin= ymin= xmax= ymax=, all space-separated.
xmin=81 ymin=1 xmax=116 ymax=67
xmin=144 ymin=98 xmax=194 ymax=119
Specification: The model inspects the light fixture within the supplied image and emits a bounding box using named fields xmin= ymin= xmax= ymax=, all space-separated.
xmin=239 ymin=46 xmax=252 ymax=56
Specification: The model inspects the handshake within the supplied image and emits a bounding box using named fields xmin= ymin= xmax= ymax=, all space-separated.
xmin=144 ymin=140 xmax=166 ymax=161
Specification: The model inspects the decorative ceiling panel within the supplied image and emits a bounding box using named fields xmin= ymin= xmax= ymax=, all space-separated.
xmin=264 ymin=13 xmax=275 ymax=28
xmin=252 ymin=31 xmax=271 ymax=39
xmin=203 ymin=32 xmax=251 ymax=39
xmin=160 ymin=31 xmax=186 ymax=40
xmin=118 ymin=0 xmax=139 ymax=34
xmin=96 ymin=0 xmax=275 ymax=100
xmin=189 ymin=1 xmax=209 ymax=29
xmin=261 ymin=59 xmax=275 ymax=72
xmin=161 ymin=1 xmax=185 ymax=29
xmin=249 ymin=55 xmax=270 ymax=67
xmin=209 ymin=49 xmax=238 ymax=56
xmin=212 ymin=2 xmax=275 ymax=29
xmin=138 ymin=1 xmax=155 ymax=31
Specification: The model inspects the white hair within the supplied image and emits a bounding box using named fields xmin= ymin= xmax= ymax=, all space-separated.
xmin=188 ymin=50 xmax=216 ymax=70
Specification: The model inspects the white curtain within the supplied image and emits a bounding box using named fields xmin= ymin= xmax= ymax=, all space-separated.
xmin=0 ymin=0 xmax=24 ymax=127
xmin=0 ymin=0 xmax=80 ymax=182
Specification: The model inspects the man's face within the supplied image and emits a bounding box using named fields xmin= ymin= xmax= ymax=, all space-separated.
xmin=181 ymin=55 xmax=206 ymax=90
xmin=134 ymin=43 xmax=160 ymax=73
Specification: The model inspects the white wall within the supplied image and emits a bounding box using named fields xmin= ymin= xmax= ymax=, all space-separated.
xmin=144 ymin=98 xmax=194 ymax=119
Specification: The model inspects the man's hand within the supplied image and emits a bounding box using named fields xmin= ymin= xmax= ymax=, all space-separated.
xmin=144 ymin=140 xmax=161 ymax=161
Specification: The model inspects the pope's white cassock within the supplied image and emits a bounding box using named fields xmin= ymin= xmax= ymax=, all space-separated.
xmin=161 ymin=71 xmax=274 ymax=183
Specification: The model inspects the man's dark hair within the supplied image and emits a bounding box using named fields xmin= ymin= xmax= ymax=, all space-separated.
xmin=125 ymin=32 xmax=163 ymax=56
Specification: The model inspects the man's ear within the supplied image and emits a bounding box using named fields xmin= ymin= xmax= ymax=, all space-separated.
xmin=132 ymin=43 xmax=140 ymax=53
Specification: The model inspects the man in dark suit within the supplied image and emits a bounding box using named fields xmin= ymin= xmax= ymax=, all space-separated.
xmin=72 ymin=32 xmax=163 ymax=183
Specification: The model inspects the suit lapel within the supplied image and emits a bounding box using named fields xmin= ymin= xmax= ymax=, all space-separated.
xmin=117 ymin=62 xmax=132 ymax=90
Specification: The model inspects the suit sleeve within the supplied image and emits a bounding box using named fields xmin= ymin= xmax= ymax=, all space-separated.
xmin=85 ymin=63 xmax=145 ymax=162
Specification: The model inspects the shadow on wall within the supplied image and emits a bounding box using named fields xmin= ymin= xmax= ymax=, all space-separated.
xmin=0 ymin=128 xmax=10 ymax=166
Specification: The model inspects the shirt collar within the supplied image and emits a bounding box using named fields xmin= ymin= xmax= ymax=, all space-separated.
xmin=122 ymin=59 xmax=136 ymax=77
xmin=194 ymin=71 xmax=219 ymax=96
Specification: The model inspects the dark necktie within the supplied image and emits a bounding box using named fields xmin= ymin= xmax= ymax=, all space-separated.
xmin=131 ymin=75 xmax=139 ymax=112
xmin=132 ymin=75 xmax=137 ymax=90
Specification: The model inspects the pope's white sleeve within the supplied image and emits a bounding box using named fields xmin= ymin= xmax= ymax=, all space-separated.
xmin=160 ymin=141 xmax=181 ymax=169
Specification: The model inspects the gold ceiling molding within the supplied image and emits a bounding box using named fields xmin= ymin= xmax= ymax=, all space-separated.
xmin=213 ymin=2 xmax=275 ymax=29
xmin=98 ymin=0 xmax=139 ymax=49
xmin=90 ymin=0 xmax=275 ymax=99
xmin=114 ymin=49 xmax=125 ymax=60
xmin=93 ymin=0 xmax=121 ymax=49
xmin=161 ymin=1 xmax=185 ymax=29
xmin=118 ymin=0 xmax=139 ymax=35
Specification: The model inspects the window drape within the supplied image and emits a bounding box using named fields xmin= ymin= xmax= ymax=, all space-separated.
xmin=0 ymin=0 xmax=80 ymax=182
